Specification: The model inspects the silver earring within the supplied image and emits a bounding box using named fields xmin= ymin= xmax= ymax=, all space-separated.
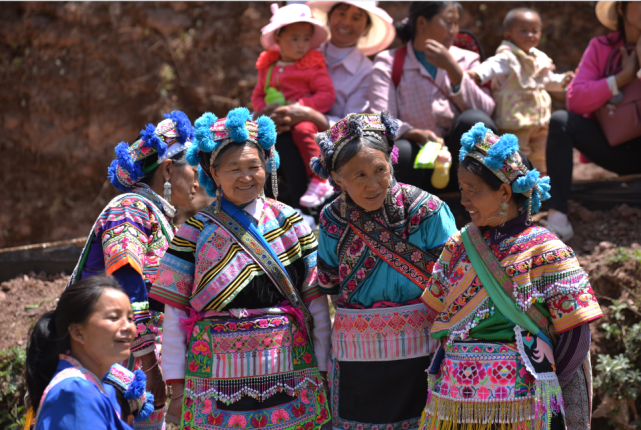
xmin=386 ymin=182 xmax=393 ymax=206
xmin=215 ymin=188 xmax=222 ymax=214
xmin=340 ymin=191 xmax=347 ymax=219
xmin=163 ymin=180 xmax=172 ymax=202
xmin=487 ymin=202 xmax=509 ymax=227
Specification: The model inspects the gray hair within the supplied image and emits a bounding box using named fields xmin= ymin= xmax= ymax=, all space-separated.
xmin=333 ymin=134 xmax=394 ymax=180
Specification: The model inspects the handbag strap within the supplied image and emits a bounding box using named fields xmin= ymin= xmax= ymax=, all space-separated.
xmin=604 ymin=43 xmax=635 ymax=77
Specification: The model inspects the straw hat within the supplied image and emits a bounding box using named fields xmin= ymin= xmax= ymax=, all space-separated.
xmin=261 ymin=3 xmax=329 ymax=51
xmin=596 ymin=1 xmax=619 ymax=31
xmin=307 ymin=1 xmax=395 ymax=57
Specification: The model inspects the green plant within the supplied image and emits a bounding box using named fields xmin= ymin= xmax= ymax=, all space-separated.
xmin=0 ymin=346 xmax=27 ymax=429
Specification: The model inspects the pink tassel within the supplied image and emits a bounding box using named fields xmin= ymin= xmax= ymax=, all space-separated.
xmin=278 ymin=301 xmax=308 ymax=338
xmin=179 ymin=308 xmax=202 ymax=344
xmin=390 ymin=145 xmax=399 ymax=164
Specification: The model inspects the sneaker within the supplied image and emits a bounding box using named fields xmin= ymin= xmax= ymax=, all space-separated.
xmin=299 ymin=178 xmax=334 ymax=208
xmin=539 ymin=218 xmax=575 ymax=242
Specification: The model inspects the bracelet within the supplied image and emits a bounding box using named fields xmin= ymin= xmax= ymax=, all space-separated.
xmin=143 ymin=361 xmax=159 ymax=373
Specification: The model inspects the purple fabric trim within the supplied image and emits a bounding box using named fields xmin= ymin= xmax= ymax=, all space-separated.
xmin=480 ymin=212 xmax=529 ymax=245
xmin=95 ymin=219 xmax=151 ymax=238
xmin=82 ymin=236 xmax=106 ymax=278
xmin=555 ymin=323 xmax=591 ymax=388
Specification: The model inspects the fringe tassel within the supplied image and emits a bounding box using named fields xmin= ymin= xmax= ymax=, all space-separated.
xmin=185 ymin=368 xmax=323 ymax=405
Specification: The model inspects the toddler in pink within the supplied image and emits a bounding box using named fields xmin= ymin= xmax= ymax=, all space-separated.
xmin=468 ymin=8 xmax=574 ymax=173
xmin=252 ymin=3 xmax=336 ymax=208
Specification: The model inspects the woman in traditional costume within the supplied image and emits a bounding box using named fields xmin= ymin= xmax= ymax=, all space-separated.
xmin=67 ymin=111 xmax=199 ymax=429
xmin=150 ymin=107 xmax=332 ymax=429
xmin=419 ymin=124 xmax=603 ymax=430
xmin=25 ymin=276 xmax=137 ymax=430
xmin=312 ymin=111 xmax=458 ymax=430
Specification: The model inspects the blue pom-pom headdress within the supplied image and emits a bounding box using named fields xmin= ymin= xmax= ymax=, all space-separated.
xmin=107 ymin=110 xmax=195 ymax=192
xmin=310 ymin=111 xmax=399 ymax=190
xmin=459 ymin=123 xmax=552 ymax=223
xmin=103 ymin=364 xmax=155 ymax=421
xmin=191 ymin=107 xmax=279 ymax=200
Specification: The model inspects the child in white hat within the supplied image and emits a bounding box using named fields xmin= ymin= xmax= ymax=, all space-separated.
xmin=252 ymin=3 xmax=336 ymax=208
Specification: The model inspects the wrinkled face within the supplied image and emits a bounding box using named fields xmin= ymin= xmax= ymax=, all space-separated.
xmin=328 ymin=4 xmax=371 ymax=48
xmin=274 ymin=22 xmax=314 ymax=62
xmin=211 ymin=144 xmax=266 ymax=207
xmin=169 ymin=162 xmax=199 ymax=208
xmin=504 ymin=11 xmax=541 ymax=53
xmin=71 ymin=289 xmax=135 ymax=371
xmin=417 ymin=4 xmax=460 ymax=48
xmin=458 ymin=167 xmax=511 ymax=227
xmin=332 ymin=146 xmax=391 ymax=212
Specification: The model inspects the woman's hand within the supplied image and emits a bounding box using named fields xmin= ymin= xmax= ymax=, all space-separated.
xmin=424 ymin=39 xmax=463 ymax=87
xmin=616 ymin=46 xmax=638 ymax=89
xmin=402 ymin=128 xmax=440 ymax=147
xmin=167 ymin=381 xmax=185 ymax=423
xmin=562 ymin=71 xmax=575 ymax=88
xmin=140 ymin=352 xmax=168 ymax=407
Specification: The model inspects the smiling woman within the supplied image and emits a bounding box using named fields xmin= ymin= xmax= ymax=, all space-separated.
xmin=311 ymin=111 xmax=457 ymax=430
xmin=25 ymin=276 xmax=136 ymax=430
xmin=150 ymin=107 xmax=332 ymax=430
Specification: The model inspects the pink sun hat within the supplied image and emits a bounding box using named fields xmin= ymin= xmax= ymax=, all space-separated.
xmin=261 ymin=3 xmax=330 ymax=51
xmin=306 ymin=1 xmax=395 ymax=57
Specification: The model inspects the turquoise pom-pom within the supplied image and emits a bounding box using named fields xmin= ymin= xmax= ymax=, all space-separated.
xmin=194 ymin=112 xmax=218 ymax=153
xmin=459 ymin=122 xmax=488 ymax=162
xmin=484 ymin=133 xmax=519 ymax=170
xmin=225 ymin=107 xmax=251 ymax=143
xmin=256 ymin=115 xmax=277 ymax=150
xmin=186 ymin=143 xmax=200 ymax=167
xmin=512 ymin=169 xmax=540 ymax=194
xmin=199 ymin=165 xmax=218 ymax=197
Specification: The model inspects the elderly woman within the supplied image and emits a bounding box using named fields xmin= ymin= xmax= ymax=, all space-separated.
xmin=257 ymin=1 xmax=395 ymax=209
xmin=312 ymin=112 xmax=457 ymax=430
xmin=150 ymin=108 xmax=331 ymax=429
xmin=419 ymin=124 xmax=604 ymax=430
xmin=370 ymin=1 xmax=496 ymax=193
xmin=67 ymin=111 xmax=198 ymax=429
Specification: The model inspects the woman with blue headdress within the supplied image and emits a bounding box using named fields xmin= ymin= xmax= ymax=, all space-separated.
xmin=419 ymin=124 xmax=603 ymax=430
xmin=66 ymin=111 xmax=199 ymax=429
xmin=311 ymin=111 xmax=457 ymax=430
xmin=149 ymin=107 xmax=331 ymax=430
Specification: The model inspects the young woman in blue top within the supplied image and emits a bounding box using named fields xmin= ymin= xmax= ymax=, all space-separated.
xmin=25 ymin=276 xmax=136 ymax=430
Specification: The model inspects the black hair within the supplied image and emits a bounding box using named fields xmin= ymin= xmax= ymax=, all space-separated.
xmin=503 ymin=8 xmax=541 ymax=31
xmin=333 ymin=135 xmax=395 ymax=178
xmin=396 ymin=1 xmax=461 ymax=44
xmin=459 ymin=151 xmax=534 ymax=207
xmin=25 ymin=275 xmax=124 ymax=412
xmin=199 ymin=140 xmax=267 ymax=179
xmin=327 ymin=3 xmax=372 ymax=27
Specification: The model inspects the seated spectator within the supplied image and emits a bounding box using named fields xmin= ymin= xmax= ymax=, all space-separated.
xmin=468 ymin=8 xmax=574 ymax=174
xmin=369 ymin=1 xmax=496 ymax=193
xmin=256 ymin=1 xmax=395 ymax=211
xmin=543 ymin=1 xmax=641 ymax=240
xmin=25 ymin=276 xmax=136 ymax=430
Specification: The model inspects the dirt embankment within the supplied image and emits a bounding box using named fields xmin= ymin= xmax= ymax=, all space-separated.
xmin=1 ymin=1 xmax=609 ymax=249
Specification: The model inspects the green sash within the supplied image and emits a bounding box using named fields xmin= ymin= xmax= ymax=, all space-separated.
xmin=460 ymin=224 xmax=554 ymax=347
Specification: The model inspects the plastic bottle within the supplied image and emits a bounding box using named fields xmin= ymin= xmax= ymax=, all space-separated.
xmin=431 ymin=150 xmax=451 ymax=189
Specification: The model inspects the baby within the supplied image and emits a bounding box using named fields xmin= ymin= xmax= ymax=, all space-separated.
xmin=252 ymin=4 xmax=336 ymax=208
xmin=467 ymin=8 xmax=574 ymax=174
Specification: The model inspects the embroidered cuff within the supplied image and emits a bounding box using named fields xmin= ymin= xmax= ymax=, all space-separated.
xmin=607 ymin=75 xmax=619 ymax=97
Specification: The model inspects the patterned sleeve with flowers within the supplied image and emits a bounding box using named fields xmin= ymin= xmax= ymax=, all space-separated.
xmin=95 ymin=196 xmax=169 ymax=355
xmin=421 ymin=232 xmax=462 ymax=315
xmin=317 ymin=204 xmax=346 ymax=296
xmin=504 ymin=227 xmax=604 ymax=333
xmin=149 ymin=214 xmax=202 ymax=311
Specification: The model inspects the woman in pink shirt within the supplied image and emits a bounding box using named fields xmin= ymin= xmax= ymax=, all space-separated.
xmin=255 ymin=2 xmax=394 ymax=215
xmin=543 ymin=1 xmax=641 ymax=241
xmin=369 ymin=1 xmax=496 ymax=193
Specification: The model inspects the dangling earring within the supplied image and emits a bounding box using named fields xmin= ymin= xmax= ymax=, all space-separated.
xmin=386 ymin=182 xmax=393 ymax=205
xmin=215 ymin=187 xmax=222 ymax=214
xmin=340 ymin=191 xmax=347 ymax=219
xmin=259 ymin=188 xmax=266 ymax=199
xmin=163 ymin=180 xmax=172 ymax=202
xmin=486 ymin=202 xmax=509 ymax=227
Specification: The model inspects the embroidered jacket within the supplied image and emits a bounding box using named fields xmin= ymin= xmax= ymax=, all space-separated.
xmin=317 ymin=182 xmax=457 ymax=309
xmin=82 ymin=184 xmax=176 ymax=355
xmin=421 ymin=225 xmax=603 ymax=343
